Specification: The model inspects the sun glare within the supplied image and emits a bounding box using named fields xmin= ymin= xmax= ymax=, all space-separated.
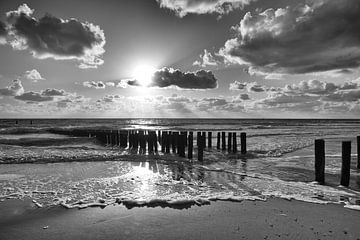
xmin=132 ymin=64 xmax=156 ymax=87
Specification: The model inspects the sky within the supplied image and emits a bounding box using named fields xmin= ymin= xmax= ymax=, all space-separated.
xmin=0 ymin=0 xmax=360 ymax=118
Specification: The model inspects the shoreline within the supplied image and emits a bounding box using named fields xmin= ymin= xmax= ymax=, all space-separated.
xmin=1 ymin=197 xmax=359 ymax=240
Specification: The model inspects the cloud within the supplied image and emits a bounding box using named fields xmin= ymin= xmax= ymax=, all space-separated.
xmin=239 ymin=93 xmax=250 ymax=100
xmin=14 ymin=91 xmax=54 ymax=102
xmin=156 ymin=0 xmax=256 ymax=17
xmin=229 ymin=81 xmax=266 ymax=92
xmin=24 ymin=69 xmax=45 ymax=82
xmin=121 ymin=67 xmax=218 ymax=89
xmin=193 ymin=49 xmax=218 ymax=67
xmin=250 ymin=79 xmax=360 ymax=114
xmin=83 ymin=81 xmax=106 ymax=89
xmin=0 ymin=21 xmax=6 ymax=44
xmin=41 ymin=88 xmax=66 ymax=96
xmin=0 ymin=79 xmax=24 ymax=96
xmin=5 ymin=4 xmax=105 ymax=69
xmin=220 ymin=0 xmax=360 ymax=74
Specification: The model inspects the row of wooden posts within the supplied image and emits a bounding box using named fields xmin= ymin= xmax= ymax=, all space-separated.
xmin=315 ymin=136 xmax=360 ymax=187
xmin=50 ymin=129 xmax=247 ymax=161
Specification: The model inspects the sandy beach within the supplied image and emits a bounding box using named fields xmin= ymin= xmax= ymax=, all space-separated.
xmin=1 ymin=198 xmax=359 ymax=240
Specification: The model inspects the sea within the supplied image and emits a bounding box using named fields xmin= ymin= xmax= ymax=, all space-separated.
xmin=0 ymin=118 xmax=359 ymax=210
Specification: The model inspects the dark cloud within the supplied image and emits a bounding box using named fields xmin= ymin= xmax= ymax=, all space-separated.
xmin=123 ymin=67 xmax=218 ymax=89
xmin=0 ymin=80 xmax=24 ymax=96
xmin=239 ymin=93 xmax=250 ymax=100
xmin=0 ymin=20 xmax=6 ymax=37
xmin=156 ymin=0 xmax=256 ymax=17
xmin=5 ymin=4 xmax=105 ymax=68
xmin=83 ymin=81 xmax=106 ymax=89
xmin=220 ymin=0 xmax=360 ymax=74
xmin=41 ymin=88 xmax=66 ymax=96
xmin=15 ymin=91 xmax=54 ymax=102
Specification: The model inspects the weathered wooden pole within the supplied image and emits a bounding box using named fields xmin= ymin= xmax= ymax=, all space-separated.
xmin=197 ymin=132 xmax=201 ymax=146
xmin=165 ymin=131 xmax=170 ymax=153
xmin=178 ymin=133 xmax=186 ymax=157
xmin=148 ymin=131 xmax=154 ymax=153
xmin=232 ymin=132 xmax=237 ymax=153
xmin=240 ymin=132 xmax=247 ymax=154
xmin=202 ymin=132 xmax=206 ymax=148
xmin=357 ymin=136 xmax=360 ymax=169
xmin=314 ymin=139 xmax=325 ymax=184
xmin=172 ymin=132 xmax=178 ymax=153
xmin=161 ymin=131 xmax=165 ymax=153
xmin=198 ymin=135 xmax=204 ymax=162
xmin=188 ymin=132 xmax=193 ymax=159
xmin=154 ymin=132 xmax=158 ymax=153
xmin=222 ymin=132 xmax=226 ymax=150
xmin=217 ymin=132 xmax=220 ymax=149
xmin=341 ymin=141 xmax=351 ymax=187
xmin=208 ymin=132 xmax=212 ymax=148
xmin=228 ymin=132 xmax=232 ymax=152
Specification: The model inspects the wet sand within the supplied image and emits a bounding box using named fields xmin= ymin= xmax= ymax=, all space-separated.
xmin=0 ymin=198 xmax=359 ymax=240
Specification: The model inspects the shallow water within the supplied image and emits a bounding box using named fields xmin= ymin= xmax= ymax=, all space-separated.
xmin=0 ymin=119 xmax=359 ymax=209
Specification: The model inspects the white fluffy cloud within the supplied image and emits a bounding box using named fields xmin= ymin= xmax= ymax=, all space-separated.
xmin=0 ymin=79 xmax=24 ymax=96
xmin=4 ymin=4 xmax=105 ymax=69
xmin=157 ymin=0 xmax=256 ymax=17
xmin=24 ymin=69 xmax=45 ymax=82
xmin=83 ymin=81 xmax=106 ymax=89
xmin=193 ymin=49 xmax=218 ymax=67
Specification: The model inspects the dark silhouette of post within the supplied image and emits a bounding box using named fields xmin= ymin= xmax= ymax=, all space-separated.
xmin=173 ymin=132 xmax=178 ymax=153
xmin=148 ymin=132 xmax=154 ymax=153
xmin=165 ymin=132 xmax=170 ymax=153
xmin=154 ymin=132 xmax=158 ymax=153
xmin=198 ymin=135 xmax=204 ymax=162
xmin=341 ymin=141 xmax=351 ymax=187
xmin=228 ymin=132 xmax=232 ymax=152
xmin=217 ymin=132 xmax=220 ymax=149
xmin=232 ymin=132 xmax=237 ymax=153
xmin=188 ymin=132 xmax=193 ymax=159
xmin=197 ymin=132 xmax=201 ymax=146
xmin=161 ymin=131 xmax=165 ymax=153
xmin=240 ymin=132 xmax=246 ymax=154
xmin=208 ymin=132 xmax=212 ymax=148
xmin=314 ymin=139 xmax=325 ymax=184
xmin=202 ymin=132 xmax=206 ymax=148
xmin=222 ymin=132 xmax=226 ymax=150
xmin=357 ymin=136 xmax=360 ymax=169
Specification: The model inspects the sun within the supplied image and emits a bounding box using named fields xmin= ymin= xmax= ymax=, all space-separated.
xmin=132 ymin=64 xmax=156 ymax=87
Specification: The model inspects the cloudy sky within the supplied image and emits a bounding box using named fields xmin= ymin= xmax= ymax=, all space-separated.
xmin=0 ymin=0 xmax=360 ymax=118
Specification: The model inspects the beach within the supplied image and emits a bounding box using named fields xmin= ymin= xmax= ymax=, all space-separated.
xmin=1 ymin=197 xmax=359 ymax=240
xmin=0 ymin=118 xmax=360 ymax=239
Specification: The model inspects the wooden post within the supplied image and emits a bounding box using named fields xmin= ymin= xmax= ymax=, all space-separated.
xmin=208 ymin=132 xmax=212 ymax=148
xmin=197 ymin=132 xmax=201 ymax=146
xmin=240 ymin=132 xmax=246 ymax=154
xmin=148 ymin=131 xmax=154 ymax=153
xmin=357 ymin=136 xmax=360 ymax=169
xmin=341 ymin=141 xmax=351 ymax=187
xmin=233 ymin=132 xmax=237 ymax=153
xmin=228 ymin=132 xmax=232 ymax=152
xmin=222 ymin=132 xmax=226 ymax=150
xmin=178 ymin=133 xmax=186 ymax=157
xmin=198 ymin=135 xmax=204 ymax=162
xmin=314 ymin=139 xmax=325 ymax=184
xmin=202 ymin=132 xmax=206 ymax=148
xmin=188 ymin=132 xmax=193 ymax=159
xmin=172 ymin=132 xmax=178 ymax=153
xmin=217 ymin=132 xmax=220 ymax=149
xmin=161 ymin=131 xmax=165 ymax=153
xmin=154 ymin=132 xmax=158 ymax=153
xmin=165 ymin=132 xmax=170 ymax=153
